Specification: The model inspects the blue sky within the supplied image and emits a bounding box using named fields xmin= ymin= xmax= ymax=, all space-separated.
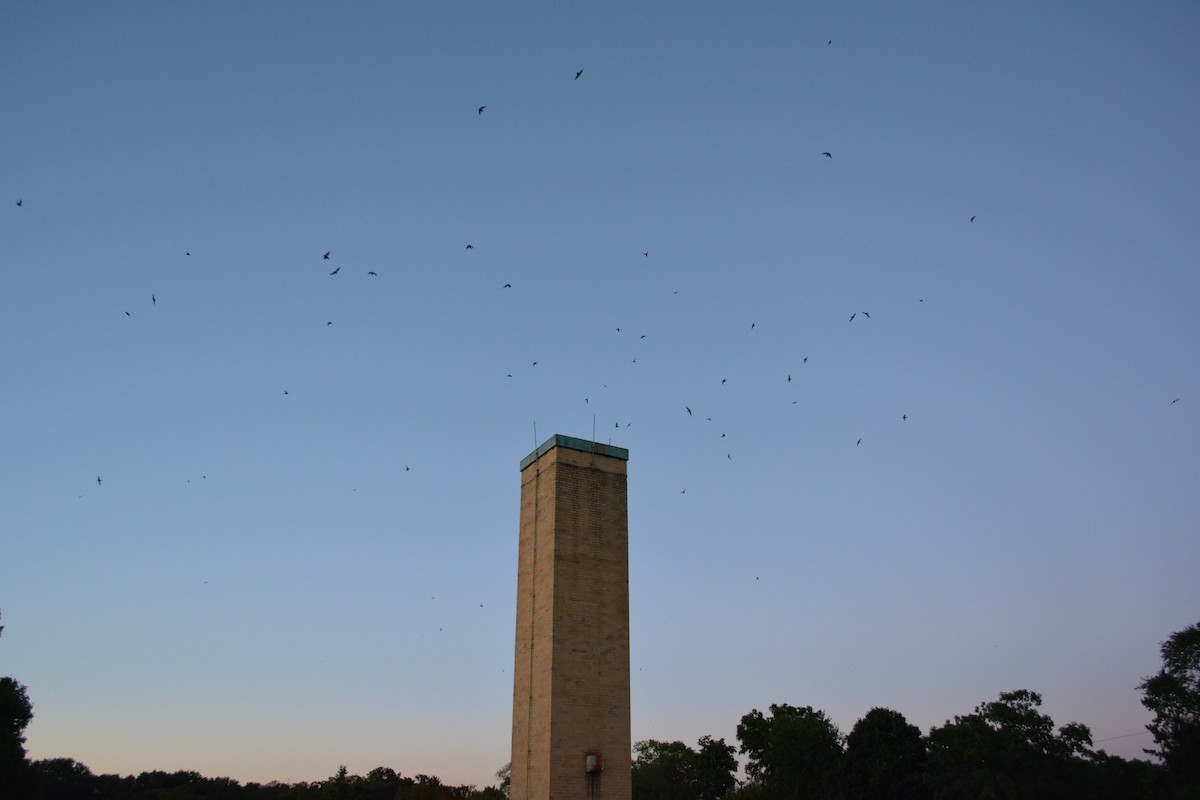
xmin=2 ymin=0 xmax=1197 ymax=789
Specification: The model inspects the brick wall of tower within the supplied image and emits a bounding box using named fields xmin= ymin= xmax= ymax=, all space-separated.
xmin=511 ymin=443 xmax=631 ymax=800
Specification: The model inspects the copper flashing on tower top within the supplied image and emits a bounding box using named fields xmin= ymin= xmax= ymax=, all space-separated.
xmin=519 ymin=434 xmax=629 ymax=471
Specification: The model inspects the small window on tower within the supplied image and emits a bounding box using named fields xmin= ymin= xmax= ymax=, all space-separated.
xmin=585 ymin=753 xmax=603 ymax=774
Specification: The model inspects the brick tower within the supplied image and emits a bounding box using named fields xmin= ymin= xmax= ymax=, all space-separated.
xmin=510 ymin=435 xmax=631 ymax=800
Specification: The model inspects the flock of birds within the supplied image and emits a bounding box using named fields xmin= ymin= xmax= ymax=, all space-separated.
xmin=9 ymin=58 xmax=1183 ymax=506
xmin=2 ymin=64 xmax=1032 ymax=500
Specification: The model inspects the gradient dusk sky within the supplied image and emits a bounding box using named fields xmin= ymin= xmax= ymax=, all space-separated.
xmin=2 ymin=1 xmax=1197 ymax=790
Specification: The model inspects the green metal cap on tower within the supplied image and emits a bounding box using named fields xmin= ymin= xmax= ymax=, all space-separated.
xmin=519 ymin=434 xmax=629 ymax=471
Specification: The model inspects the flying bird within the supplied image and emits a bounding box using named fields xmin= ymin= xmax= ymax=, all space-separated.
xmin=323 ymin=251 xmax=331 ymax=260
xmin=643 ymin=251 xmax=649 ymax=257
xmin=465 ymin=244 xmax=474 ymax=250
xmin=788 ymin=374 xmax=792 ymax=382
xmin=803 ymin=357 xmax=807 ymax=364
xmin=329 ymin=266 xmax=340 ymax=276
xmin=862 ymin=311 xmax=870 ymax=319
xmin=478 ymin=106 xmax=486 ymax=115
xmin=856 ymin=439 xmax=862 ymax=446
xmin=1171 ymin=398 xmax=1180 ymax=405
xmin=751 ymin=322 xmax=756 ymax=329
xmin=151 ymin=294 xmax=156 ymax=305
xmin=970 ymin=216 xmax=976 ymax=222
xmin=686 ymin=406 xmax=692 ymax=416
xmin=503 ymin=283 xmax=512 ymax=288
xmin=849 ymin=313 xmax=855 ymax=322
xmin=902 ymin=414 xmax=907 ymax=421
xmin=97 ymin=476 xmax=102 ymax=486
xmin=823 ymin=152 xmax=832 ymax=158
xmin=326 ymin=321 xmax=333 ymax=326
xmin=15 ymin=199 xmax=21 ymax=207
xmin=640 ymin=334 xmax=646 ymax=339
xmin=721 ymin=379 xmax=727 ymax=384
xmin=367 ymin=271 xmax=377 ymax=276
xmin=124 ymin=311 xmax=131 ymax=316
xmin=575 ymin=69 xmax=584 ymax=80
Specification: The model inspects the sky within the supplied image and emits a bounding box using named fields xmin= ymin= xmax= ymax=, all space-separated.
xmin=1 ymin=0 xmax=1198 ymax=790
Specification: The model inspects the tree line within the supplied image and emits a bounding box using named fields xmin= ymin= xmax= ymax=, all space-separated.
xmin=632 ymin=620 xmax=1199 ymax=800
xmin=3 ymin=620 xmax=1197 ymax=799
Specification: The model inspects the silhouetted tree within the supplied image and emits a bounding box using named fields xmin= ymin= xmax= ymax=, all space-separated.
xmin=1138 ymin=620 xmax=1200 ymax=790
xmin=842 ymin=707 xmax=927 ymax=800
xmin=632 ymin=736 xmax=737 ymax=800
xmin=494 ymin=763 xmax=510 ymax=799
xmin=0 ymin=676 xmax=34 ymax=797
xmin=737 ymin=703 xmax=843 ymax=800
xmin=925 ymin=689 xmax=1094 ymax=800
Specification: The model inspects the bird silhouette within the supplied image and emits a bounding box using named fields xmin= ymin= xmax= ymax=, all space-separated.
xmin=503 ymin=283 xmax=512 ymax=288
xmin=575 ymin=69 xmax=584 ymax=80
xmin=803 ymin=357 xmax=808 ymax=364
xmin=1171 ymin=398 xmax=1180 ymax=405
xmin=323 ymin=251 xmax=331 ymax=260
xmin=329 ymin=266 xmax=340 ymax=275
xmin=478 ymin=106 xmax=486 ymax=115
xmin=151 ymin=294 xmax=156 ymax=305
xmin=367 ymin=271 xmax=377 ymax=276
xmin=125 ymin=311 xmax=131 ymax=316
xmin=97 ymin=476 xmax=102 ymax=486
xmin=643 ymin=251 xmax=649 ymax=257
xmin=849 ymin=313 xmax=855 ymax=322
xmin=326 ymin=321 xmax=333 ymax=326
xmin=862 ymin=311 xmax=870 ymax=319
xmin=640 ymin=334 xmax=646 ymax=339
xmin=721 ymin=379 xmax=727 ymax=384
xmin=856 ymin=439 xmax=862 ymax=446
xmin=15 ymin=199 xmax=21 ymax=207
xmin=751 ymin=322 xmax=756 ymax=329
xmin=902 ymin=414 xmax=907 ymax=421
xmin=686 ymin=406 xmax=692 ymax=416
xmin=788 ymin=374 xmax=792 ymax=382
xmin=823 ymin=152 xmax=832 ymax=158
xmin=465 ymin=244 xmax=474 ymax=250
xmin=970 ymin=216 xmax=976 ymax=223
xmin=532 ymin=362 xmax=537 ymax=366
